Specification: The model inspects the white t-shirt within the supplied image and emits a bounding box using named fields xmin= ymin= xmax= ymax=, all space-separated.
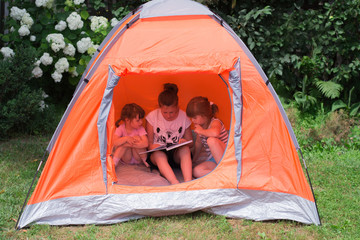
xmin=146 ymin=108 xmax=191 ymax=146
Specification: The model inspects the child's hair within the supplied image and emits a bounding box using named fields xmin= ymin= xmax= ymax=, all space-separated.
xmin=158 ymin=83 xmax=179 ymax=107
xmin=115 ymin=103 xmax=145 ymax=127
xmin=186 ymin=96 xmax=218 ymax=120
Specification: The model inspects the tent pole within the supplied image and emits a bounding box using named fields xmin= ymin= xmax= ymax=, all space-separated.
xmin=15 ymin=150 xmax=47 ymax=230
xmin=299 ymin=148 xmax=322 ymax=225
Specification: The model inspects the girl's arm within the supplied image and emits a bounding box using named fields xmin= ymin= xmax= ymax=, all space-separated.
xmin=180 ymin=126 xmax=194 ymax=148
xmin=146 ymin=121 xmax=161 ymax=150
xmin=113 ymin=134 xmax=132 ymax=147
xmin=193 ymin=134 xmax=203 ymax=161
xmin=131 ymin=135 xmax=148 ymax=148
xmin=194 ymin=119 xmax=222 ymax=138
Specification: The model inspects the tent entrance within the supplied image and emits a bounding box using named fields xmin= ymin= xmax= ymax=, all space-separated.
xmin=108 ymin=72 xmax=232 ymax=186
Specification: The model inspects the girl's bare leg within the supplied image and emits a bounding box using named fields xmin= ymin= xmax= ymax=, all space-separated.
xmin=175 ymin=146 xmax=193 ymax=182
xmin=151 ymin=151 xmax=179 ymax=184
xmin=133 ymin=148 xmax=149 ymax=167
xmin=207 ymin=137 xmax=226 ymax=164
xmin=193 ymin=161 xmax=216 ymax=178
xmin=113 ymin=146 xmax=132 ymax=165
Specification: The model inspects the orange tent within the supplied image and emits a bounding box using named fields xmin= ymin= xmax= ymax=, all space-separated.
xmin=17 ymin=0 xmax=320 ymax=228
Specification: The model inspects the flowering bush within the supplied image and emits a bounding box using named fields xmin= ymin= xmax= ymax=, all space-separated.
xmin=0 ymin=0 xmax=134 ymax=106
xmin=0 ymin=45 xmax=57 ymax=138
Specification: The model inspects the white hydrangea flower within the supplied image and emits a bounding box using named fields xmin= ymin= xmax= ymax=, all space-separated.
xmin=34 ymin=60 xmax=41 ymax=67
xmin=76 ymin=37 xmax=93 ymax=53
xmin=110 ymin=18 xmax=119 ymax=27
xmin=35 ymin=0 xmax=47 ymax=7
xmin=10 ymin=27 xmax=15 ymax=32
xmin=32 ymin=66 xmax=43 ymax=78
xmin=10 ymin=7 xmax=27 ymax=21
xmin=90 ymin=16 xmax=108 ymax=32
xmin=35 ymin=0 xmax=54 ymax=8
xmin=55 ymin=20 xmax=67 ymax=31
xmin=18 ymin=25 xmax=30 ymax=37
xmin=46 ymin=33 xmax=66 ymax=52
xmin=54 ymin=57 xmax=69 ymax=73
xmin=63 ymin=43 xmax=76 ymax=57
xmin=39 ymin=100 xmax=48 ymax=111
xmin=40 ymin=52 xmax=53 ymax=65
xmin=40 ymin=53 xmax=53 ymax=66
xmin=74 ymin=0 xmax=85 ymax=5
xmin=66 ymin=12 xmax=84 ymax=30
xmin=51 ymin=71 xmax=62 ymax=82
xmin=30 ymin=35 xmax=36 ymax=41
xmin=21 ymin=13 xmax=34 ymax=28
xmin=0 ymin=47 xmax=15 ymax=59
xmin=39 ymin=91 xmax=49 ymax=111
xmin=42 ymin=91 xmax=49 ymax=99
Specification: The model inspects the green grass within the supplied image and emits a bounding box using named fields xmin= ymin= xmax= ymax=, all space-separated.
xmin=1 ymin=127 xmax=359 ymax=239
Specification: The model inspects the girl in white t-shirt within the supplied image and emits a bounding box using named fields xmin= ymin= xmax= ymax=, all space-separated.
xmin=186 ymin=96 xmax=228 ymax=178
xmin=146 ymin=83 xmax=193 ymax=184
xmin=112 ymin=103 xmax=149 ymax=167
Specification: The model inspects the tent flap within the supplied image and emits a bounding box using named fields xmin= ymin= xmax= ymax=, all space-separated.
xmin=97 ymin=66 xmax=121 ymax=192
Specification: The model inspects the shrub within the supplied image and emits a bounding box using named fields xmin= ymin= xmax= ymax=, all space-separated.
xmin=1 ymin=0 xmax=133 ymax=106
xmin=290 ymin=107 xmax=359 ymax=150
xmin=0 ymin=45 xmax=57 ymax=138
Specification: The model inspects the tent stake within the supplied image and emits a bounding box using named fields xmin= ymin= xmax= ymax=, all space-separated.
xmin=299 ymin=148 xmax=322 ymax=226
xmin=15 ymin=150 xmax=47 ymax=230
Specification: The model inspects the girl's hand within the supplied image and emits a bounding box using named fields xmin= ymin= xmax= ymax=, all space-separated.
xmin=194 ymin=124 xmax=204 ymax=136
xmin=126 ymin=136 xmax=137 ymax=145
xmin=141 ymin=157 xmax=150 ymax=167
xmin=132 ymin=136 xmax=141 ymax=143
xmin=178 ymin=138 xmax=188 ymax=144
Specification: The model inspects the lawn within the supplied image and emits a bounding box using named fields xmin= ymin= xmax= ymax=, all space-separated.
xmin=0 ymin=132 xmax=359 ymax=239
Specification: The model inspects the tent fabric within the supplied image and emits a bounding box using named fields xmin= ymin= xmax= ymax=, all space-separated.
xmin=228 ymin=60 xmax=243 ymax=183
xmin=18 ymin=189 xmax=319 ymax=227
xmin=97 ymin=66 xmax=121 ymax=192
xmin=17 ymin=0 xmax=320 ymax=229
xmin=140 ymin=0 xmax=213 ymax=18
xmin=47 ymin=11 xmax=141 ymax=152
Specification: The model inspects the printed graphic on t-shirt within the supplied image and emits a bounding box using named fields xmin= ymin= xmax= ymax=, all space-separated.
xmin=155 ymin=126 xmax=183 ymax=146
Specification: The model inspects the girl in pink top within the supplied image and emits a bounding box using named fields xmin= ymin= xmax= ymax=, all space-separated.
xmin=146 ymin=83 xmax=193 ymax=184
xmin=112 ymin=103 xmax=149 ymax=167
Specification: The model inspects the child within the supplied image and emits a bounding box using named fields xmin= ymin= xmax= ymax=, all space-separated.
xmin=186 ymin=96 xmax=228 ymax=178
xmin=146 ymin=83 xmax=193 ymax=184
xmin=112 ymin=103 xmax=149 ymax=167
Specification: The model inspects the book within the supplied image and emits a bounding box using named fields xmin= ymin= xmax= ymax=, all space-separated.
xmin=140 ymin=140 xmax=193 ymax=154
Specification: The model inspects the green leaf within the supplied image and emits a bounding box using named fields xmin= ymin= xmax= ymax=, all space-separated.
xmin=2 ymin=35 xmax=10 ymax=42
xmin=76 ymin=65 xmax=86 ymax=74
xmin=350 ymin=103 xmax=360 ymax=116
xmin=67 ymin=33 xmax=77 ymax=40
xmin=331 ymin=100 xmax=347 ymax=112
xmin=69 ymin=77 xmax=79 ymax=86
xmin=79 ymin=58 xmax=86 ymax=65
xmin=315 ymin=81 xmax=343 ymax=99
xmin=80 ymin=10 xmax=90 ymax=20
xmin=32 ymin=24 xmax=43 ymax=33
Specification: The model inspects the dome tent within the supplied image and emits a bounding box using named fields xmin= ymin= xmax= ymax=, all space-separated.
xmin=16 ymin=0 xmax=320 ymax=228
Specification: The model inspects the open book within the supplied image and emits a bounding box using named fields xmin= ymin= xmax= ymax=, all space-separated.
xmin=140 ymin=140 xmax=193 ymax=154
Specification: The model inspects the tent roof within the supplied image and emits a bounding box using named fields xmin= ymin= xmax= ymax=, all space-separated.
xmin=140 ymin=0 xmax=213 ymax=19
xmin=109 ymin=15 xmax=242 ymax=76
